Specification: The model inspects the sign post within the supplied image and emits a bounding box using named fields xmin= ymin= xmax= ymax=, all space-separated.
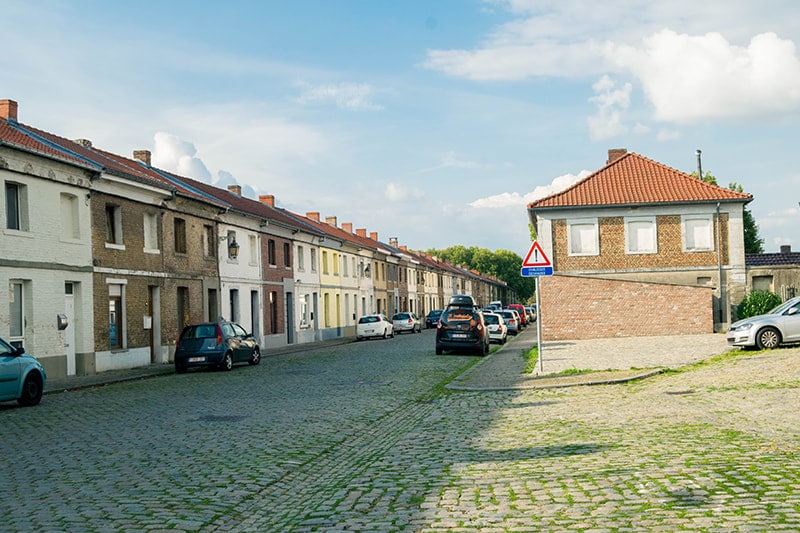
xmin=520 ymin=241 xmax=553 ymax=374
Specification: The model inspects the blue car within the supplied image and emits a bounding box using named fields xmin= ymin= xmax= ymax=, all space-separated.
xmin=174 ymin=321 xmax=261 ymax=373
xmin=0 ymin=337 xmax=46 ymax=407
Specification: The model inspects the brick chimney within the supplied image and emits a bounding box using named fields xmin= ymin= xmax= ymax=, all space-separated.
xmin=325 ymin=216 xmax=337 ymax=227
xmin=227 ymin=184 xmax=242 ymax=196
xmin=258 ymin=195 xmax=275 ymax=207
xmin=306 ymin=212 xmax=320 ymax=222
xmin=781 ymin=244 xmax=792 ymax=254
xmin=607 ymin=148 xmax=627 ymax=164
xmin=133 ymin=150 xmax=151 ymax=166
xmin=370 ymin=231 xmax=378 ymax=241
xmin=389 ymin=237 xmax=399 ymax=247
xmin=341 ymin=222 xmax=353 ymax=233
xmin=400 ymin=245 xmax=408 ymax=252
xmin=74 ymin=139 xmax=93 ymax=148
xmin=0 ymin=99 xmax=18 ymax=121
xmin=356 ymin=228 xmax=367 ymax=237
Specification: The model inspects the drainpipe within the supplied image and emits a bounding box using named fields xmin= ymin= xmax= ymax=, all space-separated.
xmin=716 ymin=201 xmax=725 ymax=329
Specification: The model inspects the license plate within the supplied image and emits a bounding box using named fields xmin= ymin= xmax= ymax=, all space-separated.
xmin=451 ymin=333 xmax=468 ymax=339
xmin=188 ymin=357 xmax=205 ymax=363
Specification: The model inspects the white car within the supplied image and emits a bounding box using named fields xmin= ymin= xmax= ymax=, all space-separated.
xmin=356 ymin=314 xmax=394 ymax=340
xmin=483 ymin=312 xmax=507 ymax=344
xmin=727 ymin=296 xmax=800 ymax=349
xmin=391 ymin=312 xmax=421 ymax=334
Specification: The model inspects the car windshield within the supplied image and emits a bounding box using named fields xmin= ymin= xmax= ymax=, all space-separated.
xmin=484 ymin=314 xmax=499 ymax=325
xmin=359 ymin=316 xmax=379 ymax=324
xmin=393 ymin=313 xmax=409 ymax=320
xmin=442 ymin=309 xmax=477 ymax=322
xmin=183 ymin=324 xmax=218 ymax=339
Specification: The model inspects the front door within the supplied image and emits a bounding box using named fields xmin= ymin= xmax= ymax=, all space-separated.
xmin=64 ymin=283 xmax=76 ymax=376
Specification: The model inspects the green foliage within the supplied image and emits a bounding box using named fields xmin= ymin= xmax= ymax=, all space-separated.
xmin=736 ymin=290 xmax=782 ymax=319
xmin=692 ymin=173 xmax=764 ymax=254
xmin=425 ymin=245 xmax=536 ymax=301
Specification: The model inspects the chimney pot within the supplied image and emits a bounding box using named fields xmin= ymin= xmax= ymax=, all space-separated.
xmin=325 ymin=216 xmax=337 ymax=227
xmin=780 ymin=244 xmax=792 ymax=254
xmin=306 ymin=212 xmax=320 ymax=222
xmin=74 ymin=138 xmax=93 ymax=148
xmin=341 ymin=222 xmax=353 ymax=233
xmin=607 ymin=148 xmax=627 ymax=164
xmin=0 ymin=99 xmax=18 ymax=122
xmin=258 ymin=194 xmax=275 ymax=207
xmin=227 ymin=184 xmax=242 ymax=196
xmin=133 ymin=150 xmax=151 ymax=166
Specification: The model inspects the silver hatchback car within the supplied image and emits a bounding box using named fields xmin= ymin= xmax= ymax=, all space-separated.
xmin=727 ymin=296 xmax=800 ymax=349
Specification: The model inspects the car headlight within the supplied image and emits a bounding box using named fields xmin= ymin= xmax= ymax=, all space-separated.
xmin=730 ymin=322 xmax=753 ymax=332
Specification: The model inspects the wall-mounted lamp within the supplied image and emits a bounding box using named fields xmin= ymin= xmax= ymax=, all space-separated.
xmin=228 ymin=239 xmax=240 ymax=260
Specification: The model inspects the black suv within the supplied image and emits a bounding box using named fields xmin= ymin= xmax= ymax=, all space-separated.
xmin=435 ymin=295 xmax=489 ymax=355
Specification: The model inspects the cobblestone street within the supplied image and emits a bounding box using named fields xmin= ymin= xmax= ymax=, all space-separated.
xmin=2 ymin=330 xmax=800 ymax=531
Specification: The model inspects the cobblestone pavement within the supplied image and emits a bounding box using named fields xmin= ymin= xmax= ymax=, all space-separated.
xmin=3 ymin=329 xmax=800 ymax=531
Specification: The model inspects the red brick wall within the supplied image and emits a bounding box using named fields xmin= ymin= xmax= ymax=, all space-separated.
xmin=539 ymin=274 xmax=713 ymax=340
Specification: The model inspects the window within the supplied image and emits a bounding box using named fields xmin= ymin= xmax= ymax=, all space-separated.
xmin=567 ymin=219 xmax=599 ymax=256
xmin=204 ymin=225 xmax=216 ymax=258
xmin=9 ymin=281 xmax=23 ymax=345
xmin=249 ymin=235 xmax=258 ymax=266
xmin=333 ymin=252 xmax=340 ymax=276
xmin=683 ymin=214 xmax=714 ymax=252
xmin=752 ymin=275 xmax=773 ymax=292
xmin=268 ymin=239 xmax=276 ymax=266
xmin=177 ymin=286 xmax=189 ymax=332
xmin=207 ymin=288 xmax=218 ymax=322
xmin=625 ymin=216 xmax=657 ymax=254
xmin=174 ymin=218 xmax=187 ymax=254
xmin=284 ymin=242 xmax=291 ymax=267
xmin=143 ymin=212 xmax=159 ymax=252
xmin=297 ymin=245 xmax=305 ymax=271
xmin=322 ymin=250 xmax=329 ymax=274
xmin=342 ymin=255 xmax=349 ymax=277
xmin=300 ymin=294 xmax=309 ymax=327
xmin=310 ymin=248 xmax=317 ymax=272
xmin=108 ymin=283 xmax=125 ymax=349
xmin=229 ymin=288 xmax=239 ymax=322
xmin=270 ymin=291 xmax=279 ymax=334
xmin=60 ymin=193 xmax=80 ymax=239
xmin=5 ymin=182 xmax=28 ymax=231
xmin=105 ymin=204 xmax=123 ymax=245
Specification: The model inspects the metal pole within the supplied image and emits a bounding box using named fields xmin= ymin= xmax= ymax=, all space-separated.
xmin=536 ymin=276 xmax=543 ymax=374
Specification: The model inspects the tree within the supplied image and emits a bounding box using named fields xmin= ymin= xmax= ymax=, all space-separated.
xmin=692 ymin=172 xmax=764 ymax=254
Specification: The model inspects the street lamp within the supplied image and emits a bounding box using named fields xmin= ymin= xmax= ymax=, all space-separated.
xmin=228 ymin=238 xmax=240 ymax=259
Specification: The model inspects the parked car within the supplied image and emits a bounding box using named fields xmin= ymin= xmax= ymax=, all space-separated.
xmin=727 ymin=296 xmax=800 ymax=349
xmin=392 ymin=312 xmax=421 ymax=334
xmin=527 ymin=304 xmax=537 ymax=322
xmin=174 ymin=321 xmax=260 ymax=373
xmin=0 ymin=337 xmax=46 ymax=406
xmin=356 ymin=314 xmax=394 ymax=340
xmin=436 ymin=306 xmax=490 ymax=355
xmin=448 ymin=294 xmax=477 ymax=308
xmin=483 ymin=312 xmax=507 ymax=344
xmin=496 ymin=310 xmax=520 ymax=336
xmin=425 ymin=309 xmax=443 ymax=329
xmin=507 ymin=304 xmax=528 ymax=327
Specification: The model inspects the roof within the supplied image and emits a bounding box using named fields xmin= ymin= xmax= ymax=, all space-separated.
xmin=746 ymin=252 xmax=800 ymax=267
xmin=0 ymin=118 xmax=101 ymax=171
xmin=528 ymin=151 xmax=752 ymax=210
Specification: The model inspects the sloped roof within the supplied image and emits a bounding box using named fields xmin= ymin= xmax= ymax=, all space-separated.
xmin=746 ymin=252 xmax=800 ymax=267
xmin=0 ymin=118 xmax=101 ymax=171
xmin=528 ymin=151 xmax=752 ymax=209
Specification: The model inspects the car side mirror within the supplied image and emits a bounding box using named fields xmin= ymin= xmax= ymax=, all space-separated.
xmin=788 ymin=307 xmax=799 ymax=316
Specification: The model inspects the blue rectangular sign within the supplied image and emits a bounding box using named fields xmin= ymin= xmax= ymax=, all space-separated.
xmin=521 ymin=266 xmax=553 ymax=277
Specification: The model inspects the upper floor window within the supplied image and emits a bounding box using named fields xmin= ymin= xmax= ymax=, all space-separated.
xmin=5 ymin=182 xmax=28 ymax=231
xmin=625 ymin=216 xmax=657 ymax=254
xmin=143 ymin=212 xmax=159 ymax=252
xmin=203 ymin=224 xmax=216 ymax=258
xmin=310 ymin=248 xmax=317 ymax=272
xmin=322 ymin=250 xmax=329 ymax=274
xmin=283 ymin=242 xmax=291 ymax=267
xmin=105 ymin=204 xmax=123 ymax=247
xmin=268 ymin=239 xmax=276 ymax=266
xmin=567 ymin=218 xmax=599 ymax=256
xmin=249 ymin=235 xmax=258 ymax=266
xmin=333 ymin=252 xmax=340 ymax=276
xmin=174 ymin=218 xmax=187 ymax=254
xmin=682 ymin=214 xmax=714 ymax=252
xmin=297 ymin=245 xmax=305 ymax=271
xmin=60 ymin=193 xmax=80 ymax=240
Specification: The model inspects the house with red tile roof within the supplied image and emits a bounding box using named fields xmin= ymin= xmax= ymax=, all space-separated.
xmin=528 ymin=149 xmax=752 ymax=337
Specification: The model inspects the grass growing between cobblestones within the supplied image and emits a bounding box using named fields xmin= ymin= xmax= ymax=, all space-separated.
xmin=523 ymin=346 xmax=538 ymax=373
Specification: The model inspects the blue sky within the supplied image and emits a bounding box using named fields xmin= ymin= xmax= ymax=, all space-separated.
xmin=3 ymin=0 xmax=799 ymax=254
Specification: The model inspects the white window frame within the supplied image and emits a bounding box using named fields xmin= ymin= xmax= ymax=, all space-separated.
xmin=143 ymin=212 xmax=159 ymax=253
xmin=5 ymin=181 xmax=29 ymax=232
xmin=682 ymin=214 xmax=714 ymax=252
xmin=567 ymin=218 xmax=599 ymax=256
xmin=625 ymin=216 xmax=657 ymax=254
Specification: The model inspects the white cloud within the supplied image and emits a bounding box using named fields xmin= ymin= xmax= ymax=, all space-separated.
xmin=385 ymin=182 xmax=424 ymax=202
xmin=470 ymin=170 xmax=590 ymax=208
xmin=152 ymin=132 xmax=212 ymax=181
xmin=295 ymin=82 xmax=383 ymax=111
xmin=418 ymin=151 xmax=498 ymax=173
xmin=587 ymin=75 xmax=632 ymax=140
xmin=610 ymin=30 xmax=800 ymax=123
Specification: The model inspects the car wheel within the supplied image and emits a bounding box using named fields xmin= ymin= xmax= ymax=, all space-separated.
xmin=249 ymin=348 xmax=261 ymax=366
xmin=435 ymin=345 xmax=443 ymax=355
xmin=382 ymin=328 xmax=388 ymax=339
xmin=220 ymin=352 xmax=234 ymax=371
xmin=756 ymin=327 xmax=781 ymax=350
xmin=501 ymin=335 xmax=506 ymax=345
xmin=17 ymin=372 xmax=43 ymax=406
xmin=390 ymin=329 xmax=395 ymax=338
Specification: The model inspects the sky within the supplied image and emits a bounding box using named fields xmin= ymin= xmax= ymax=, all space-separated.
xmin=3 ymin=0 xmax=799 ymax=255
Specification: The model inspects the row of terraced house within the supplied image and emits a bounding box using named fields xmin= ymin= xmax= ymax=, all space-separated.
xmin=0 ymin=99 xmax=512 ymax=380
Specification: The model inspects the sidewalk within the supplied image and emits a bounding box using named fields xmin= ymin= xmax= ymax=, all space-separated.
xmin=44 ymin=337 xmax=354 ymax=394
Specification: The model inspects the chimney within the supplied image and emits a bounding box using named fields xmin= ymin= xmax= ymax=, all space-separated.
xmin=306 ymin=212 xmax=320 ymax=222
xmin=325 ymin=216 xmax=337 ymax=227
xmin=389 ymin=237 xmax=399 ymax=247
xmin=780 ymin=245 xmax=792 ymax=254
xmin=400 ymin=245 xmax=408 ymax=252
xmin=133 ymin=150 xmax=151 ymax=166
xmin=227 ymin=184 xmax=242 ymax=196
xmin=258 ymin=194 xmax=275 ymax=207
xmin=356 ymin=228 xmax=367 ymax=238
xmin=74 ymin=139 xmax=93 ymax=148
xmin=0 ymin=99 xmax=18 ymax=121
xmin=370 ymin=231 xmax=378 ymax=241
xmin=607 ymin=148 xmax=627 ymax=164
xmin=341 ymin=222 xmax=353 ymax=233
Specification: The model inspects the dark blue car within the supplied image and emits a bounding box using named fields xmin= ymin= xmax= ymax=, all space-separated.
xmin=174 ymin=321 xmax=260 ymax=373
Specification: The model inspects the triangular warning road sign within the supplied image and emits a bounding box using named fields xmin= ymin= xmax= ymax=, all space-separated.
xmin=522 ymin=241 xmax=552 ymax=267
